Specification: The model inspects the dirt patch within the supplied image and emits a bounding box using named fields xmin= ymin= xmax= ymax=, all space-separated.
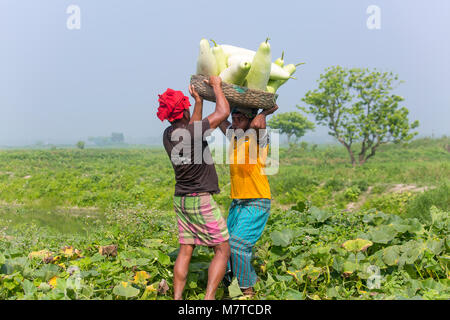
xmin=388 ymin=184 xmax=430 ymax=193
xmin=271 ymin=199 xmax=293 ymax=211
xmin=345 ymin=184 xmax=432 ymax=212
xmin=346 ymin=186 xmax=373 ymax=212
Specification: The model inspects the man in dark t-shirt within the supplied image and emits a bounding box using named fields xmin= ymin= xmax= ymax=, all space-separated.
xmin=163 ymin=117 xmax=219 ymax=196
xmin=157 ymin=76 xmax=231 ymax=300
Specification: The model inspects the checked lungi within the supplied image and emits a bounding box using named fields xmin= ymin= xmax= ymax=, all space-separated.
xmin=174 ymin=192 xmax=229 ymax=246
xmin=225 ymin=198 xmax=271 ymax=288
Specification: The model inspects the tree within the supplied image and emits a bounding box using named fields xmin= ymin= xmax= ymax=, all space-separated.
xmin=76 ymin=141 xmax=85 ymax=149
xmin=111 ymin=132 xmax=125 ymax=144
xmin=267 ymin=112 xmax=315 ymax=144
xmin=301 ymin=66 xmax=419 ymax=166
xmin=87 ymin=133 xmax=125 ymax=146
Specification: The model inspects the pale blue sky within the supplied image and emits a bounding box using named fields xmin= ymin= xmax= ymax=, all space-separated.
xmin=1 ymin=0 xmax=449 ymax=145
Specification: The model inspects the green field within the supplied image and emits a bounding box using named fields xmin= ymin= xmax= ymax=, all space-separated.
xmin=0 ymin=137 xmax=449 ymax=300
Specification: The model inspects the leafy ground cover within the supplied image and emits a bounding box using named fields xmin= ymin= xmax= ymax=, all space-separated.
xmin=0 ymin=137 xmax=449 ymax=299
xmin=1 ymin=204 xmax=448 ymax=300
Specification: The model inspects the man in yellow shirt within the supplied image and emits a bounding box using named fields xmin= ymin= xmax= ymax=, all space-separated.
xmin=218 ymin=105 xmax=278 ymax=297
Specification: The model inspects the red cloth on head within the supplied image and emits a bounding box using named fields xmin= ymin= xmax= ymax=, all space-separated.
xmin=157 ymin=88 xmax=191 ymax=122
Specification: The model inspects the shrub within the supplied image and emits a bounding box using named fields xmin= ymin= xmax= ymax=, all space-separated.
xmin=362 ymin=192 xmax=416 ymax=215
xmin=371 ymin=184 xmax=388 ymax=194
xmin=344 ymin=186 xmax=361 ymax=202
xmin=300 ymin=141 xmax=309 ymax=151
xmin=406 ymin=183 xmax=449 ymax=223
xmin=76 ymin=141 xmax=85 ymax=150
xmin=325 ymin=178 xmax=345 ymax=191
xmin=352 ymin=179 xmax=369 ymax=192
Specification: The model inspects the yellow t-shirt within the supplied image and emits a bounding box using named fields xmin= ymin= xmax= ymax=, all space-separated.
xmin=228 ymin=131 xmax=271 ymax=199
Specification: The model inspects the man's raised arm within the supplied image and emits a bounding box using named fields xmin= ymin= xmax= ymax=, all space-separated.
xmin=188 ymin=84 xmax=203 ymax=124
xmin=205 ymin=76 xmax=230 ymax=129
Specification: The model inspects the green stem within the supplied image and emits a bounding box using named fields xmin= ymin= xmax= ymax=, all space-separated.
xmin=210 ymin=39 xmax=218 ymax=47
xmin=295 ymin=63 xmax=306 ymax=67
xmin=302 ymin=278 xmax=308 ymax=296
xmin=265 ymin=37 xmax=270 ymax=43
xmin=433 ymin=270 xmax=440 ymax=281
xmin=326 ymin=265 xmax=330 ymax=284
xmin=427 ymin=224 xmax=433 ymax=241
xmin=414 ymin=263 xmax=424 ymax=280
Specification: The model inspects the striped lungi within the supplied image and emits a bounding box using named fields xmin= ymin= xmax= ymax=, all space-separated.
xmin=225 ymin=198 xmax=271 ymax=288
xmin=174 ymin=192 xmax=229 ymax=246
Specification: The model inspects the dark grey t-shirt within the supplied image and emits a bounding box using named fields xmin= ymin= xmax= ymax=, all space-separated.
xmin=163 ymin=118 xmax=220 ymax=196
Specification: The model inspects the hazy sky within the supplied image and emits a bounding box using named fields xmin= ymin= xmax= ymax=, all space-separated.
xmin=1 ymin=0 xmax=449 ymax=145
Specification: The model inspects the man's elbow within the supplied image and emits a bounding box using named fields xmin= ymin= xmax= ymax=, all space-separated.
xmin=215 ymin=110 xmax=230 ymax=123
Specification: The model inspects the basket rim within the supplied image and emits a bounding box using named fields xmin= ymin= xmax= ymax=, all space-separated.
xmin=190 ymin=74 xmax=279 ymax=99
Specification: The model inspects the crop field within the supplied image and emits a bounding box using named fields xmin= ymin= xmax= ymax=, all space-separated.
xmin=0 ymin=137 xmax=449 ymax=300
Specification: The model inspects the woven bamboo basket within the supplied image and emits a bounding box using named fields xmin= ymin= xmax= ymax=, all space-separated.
xmin=190 ymin=75 xmax=278 ymax=110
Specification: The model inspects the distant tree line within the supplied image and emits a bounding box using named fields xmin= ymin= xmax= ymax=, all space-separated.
xmin=84 ymin=132 xmax=126 ymax=147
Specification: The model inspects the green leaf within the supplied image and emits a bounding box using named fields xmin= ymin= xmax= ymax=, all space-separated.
xmin=426 ymin=239 xmax=444 ymax=255
xmin=342 ymin=239 xmax=373 ymax=253
xmin=266 ymin=273 xmax=275 ymax=286
xmin=343 ymin=261 xmax=358 ymax=275
xmin=142 ymin=239 xmax=164 ymax=248
xmin=327 ymin=287 xmax=341 ymax=298
xmin=309 ymin=206 xmax=333 ymax=223
xmin=299 ymin=227 xmax=320 ymax=235
xmin=284 ymin=288 xmax=304 ymax=300
xmin=398 ymin=244 xmax=423 ymax=267
xmin=81 ymin=285 xmax=94 ymax=298
xmin=33 ymin=264 xmax=60 ymax=282
xmin=90 ymin=253 xmax=105 ymax=263
xmin=275 ymin=275 xmax=293 ymax=282
xmin=382 ymin=246 xmax=401 ymax=266
xmin=4 ymin=280 xmax=18 ymax=291
xmin=421 ymin=279 xmax=445 ymax=291
xmin=22 ymin=279 xmax=36 ymax=296
xmin=368 ymin=225 xmax=398 ymax=244
xmin=113 ymin=282 xmax=140 ymax=298
xmin=390 ymin=220 xmax=412 ymax=233
xmin=157 ymin=252 xmax=171 ymax=266
xmin=270 ymin=230 xmax=293 ymax=247
xmin=55 ymin=277 xmax=67 ymax=292
xmin=430 ymin=206 xmax=448 ymax=225
xmin=135 ymin=258 xmax=151 ymax=266
xmin=228 ymin=278 xmax=243 ymax=298
xmin=310 ymin=246 xmax=332 ymax=264
xmin=332 ymin=256 xmax=345 ymax=272
xmin=38 ymin=282 xmax=51 ymax=292
xmin=305 ymin=266 xmax=323 ymax=281
xmin=0 ymin=262 xmax=13 ymax=275
xmin=121 ymin=259 xmax=137 ymax=268
xmin=406 ymin=219 xmax=425 ymax=235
